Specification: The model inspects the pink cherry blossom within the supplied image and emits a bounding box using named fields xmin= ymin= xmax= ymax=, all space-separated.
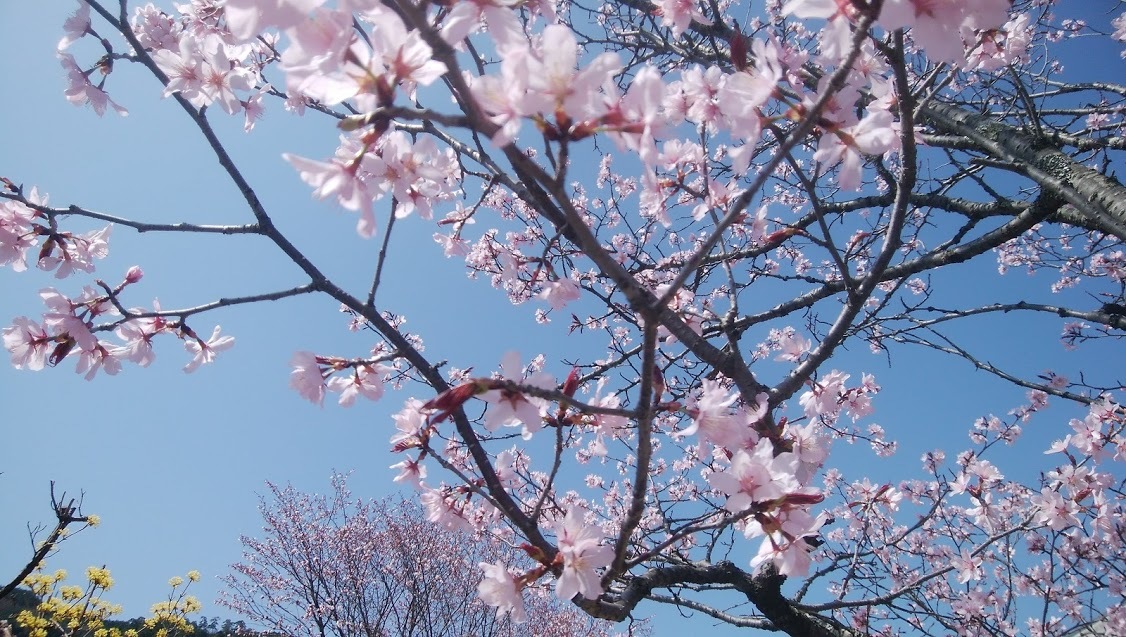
xmin=390 ymin=456 xmax=427 ymax=489
xmin=708 ymin=439 xmax=798 ymax=514
xmin=878 ymin=0 xmax=1011 ymax=65
xmin=289 ymin=350 xmax=326 ymax=405
xmin=0 ymin=197 xmax=41 ymax=272
xmin=420 ymin=487 xmax=472 ymax=532
xmin=601 ymin=65 xmax=666 ymax=168
xmin=774 ymin=328 xmax=811 ymax=362
xmin=1112 ymin=12 xmax=1126 ymax=59
xmin=39 ymin=287 xmax=98 ymax=352
xmin=3 ymin=317 xmax=51 ymax=371
xmin=555 ymin=507 xmax=614 ymax=600
xmin=131 ymin=3 xmax=181 ymax=51
xmin=674 ymin=65 xmax=726 ymax=129
xmin=482 ymin=384 xmax=546 ymax=434
xmin=365 ymin=5 xmax=447 ymax=92
xmin=440 ymin=0 xmax=524 ymax=51
xmin=151 ymin=35 xmax=208 ymax=106
xmin=788 ymin=422 xmax=829 ymax=481
xmin=389 ymin=398 xmax=428 ymax=452
xmin=1031 ymin=488 xmax=1081 ymax=532
xmin=362 ymin=132 xmax=460 ymax=221
xmin=813 ymin=108 xmax=897 ymax=191
xmin=748 ymin=518 xmax=819 ymax=577
xmin=470 ymin=51 xmax=547 ymax=146
xmin=74 ymin=341 xmax=122 ymax=380
xmin=717 ymin=38 xmax=784 ymax=138
xmin=653 ymin=0 xmax=711 ymax=38
xmin=284 ymin=151 xmax=377 ymax=237
xmin=951 ymin=547 xmax=983 ymax=584
xmin=537 ymin=276 xmax=581 ymax=310
xmin=58 ymin=0 xmax=90 ymax=51
xmin=529 ymin=25 xmax=621 ymax=122
xmin=241 ymin=84 xmax=270 ymax=132
xmin=480 ymin=352 xmax=552 ymax=436
xmin=326 ymin=363 xmax=388 ymax=406
xmin=277 ymin=7 xmax=355 ymax=102
xmin=183 ymin=325 xmax=235 ymax=373
xmin=198 ymin=37 xmax=255 ymax=115
xmin=799 ymin=369 xmax=850 ymax=419
xmin=223 ymin=0 xmax=326 ymax=41
xmin=37 ymin=226 xmax=111 ymax=279
xmin=58 ymin=53 xmax=128 ymax=116
xmin=678 ymin=378 xmax=745 ymax=448
xmin=477 ymin=560 xmax=528 ymax=623
xmin=114 ymin=315 xmax=167 ymax=367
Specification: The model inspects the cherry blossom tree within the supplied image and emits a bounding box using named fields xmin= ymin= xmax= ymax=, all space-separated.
xmin=219 ymin=474 xmax=632 ymax=637
xmin=3 ymin=0 xmax=1125 ymax=636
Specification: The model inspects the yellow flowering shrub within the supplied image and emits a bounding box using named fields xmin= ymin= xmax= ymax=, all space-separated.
xmin=16 ymin=563 xmax=200 ymax=637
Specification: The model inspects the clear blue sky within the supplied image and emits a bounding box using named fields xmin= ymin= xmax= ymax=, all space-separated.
xmin=1 ymin=2 xmax=1123 ymax=635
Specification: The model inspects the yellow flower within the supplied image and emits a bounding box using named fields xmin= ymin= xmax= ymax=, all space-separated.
xmin=182 ymin=595 xmax=202 ymax=613
xmin=186 ymin=570 xmax=201 ymax=582
xmin=168 ymin=576 xmax=184 ymax=588
xmin=22 ymin=572 xmax=55 ymax=595
xmin=86 ymin=566 xmax=114 ymax=589
xmin=60 ymin=585 xmax=85 ymax=601
xmin=86 ymin=514 xmax=102 ymax=527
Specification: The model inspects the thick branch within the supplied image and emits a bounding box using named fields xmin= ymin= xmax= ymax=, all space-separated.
xmin=577 ymin=562 xmax=859 ymax=637
xmin=920 ymin=102 xmax=1126 ymax=241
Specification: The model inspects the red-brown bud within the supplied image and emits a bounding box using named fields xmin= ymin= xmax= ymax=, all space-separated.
xmin=519 ymin=542 xmax=550 ymax=565
xmin=730 ymin=23 xmax=748 ymax=72
xmin=422 ymin=381 xmax=487 ymax=424
xmin=782 ymin=491 xmax=826 ymax=507
xmin=562 ymin=367 xmax=580 ymax=398
xmin=48 ymin=336 xmax=77 ymax=367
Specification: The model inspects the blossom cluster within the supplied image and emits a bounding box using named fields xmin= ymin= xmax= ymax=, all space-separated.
xmin=1 ymin=186 xmax=234 ymax=377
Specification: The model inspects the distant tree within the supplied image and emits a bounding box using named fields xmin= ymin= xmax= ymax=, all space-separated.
xmin=219 ymin=474 xmax=641 ymax=637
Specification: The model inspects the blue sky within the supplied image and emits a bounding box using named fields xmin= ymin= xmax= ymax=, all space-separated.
xmin=2 ymin=2 xmax=1124 ymax=635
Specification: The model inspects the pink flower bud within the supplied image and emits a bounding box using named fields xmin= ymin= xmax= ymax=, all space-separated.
xmin=125 ymin=265 xmax=144 ymax=283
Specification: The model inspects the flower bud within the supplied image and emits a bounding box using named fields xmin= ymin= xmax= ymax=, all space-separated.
xmin=562 ymin=367 xmax=580 ymax=398
xmin=423 ymin=381 xmax=487 ymax=424
xmin=780 ymin=491 xmax=825 ymax=507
